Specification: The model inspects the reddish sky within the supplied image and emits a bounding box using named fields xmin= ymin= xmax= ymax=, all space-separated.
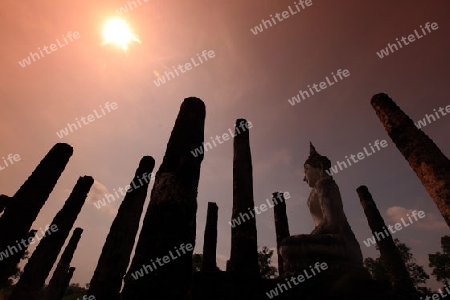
xmin=1 ymin=0 xmax=449 ymax=291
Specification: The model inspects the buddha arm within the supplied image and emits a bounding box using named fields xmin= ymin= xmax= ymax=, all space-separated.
xmin=311 ymin=178 xmax=340 ymax=235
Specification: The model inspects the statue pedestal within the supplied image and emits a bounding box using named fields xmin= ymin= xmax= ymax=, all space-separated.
xmin=279 ymin=235 xmax=385 ymax=299
xmin=280 ymin=234 xmax=363 ymax=271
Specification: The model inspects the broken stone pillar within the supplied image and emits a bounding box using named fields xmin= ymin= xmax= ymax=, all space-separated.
xmin=357 ymin=185 xmax=418 ymax=299
xmin=228 ymin=119 xmax=259 ymax=276
xmin=122 ymin=97 xmax=205 ymax=300
xmin=88 ymin=156 xmax=155 ymax=300
xmin=202 ymin=202 xmax=218 ymax=272
xmin=272 ymin=192 xmax=290 ymax=275
xmin=9 ymin=177 xmax=93 ymax=300
xmin=0 ymin=143 xmax=73 ymax=287
xmin=57 ymin=267 xmax=75 ymax=300
xmin=371 ymin=93 xmax=450 ymax=228
xmin=42 ymin=228 xmax=83 ymax=300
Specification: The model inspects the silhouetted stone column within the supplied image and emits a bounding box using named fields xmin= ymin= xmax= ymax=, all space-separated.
xmin=202 ymin=202 xmax=218 ymax=272
xmin=371 ymin=93 xmax=450 ymax=228
xmin=43 ymin=228 xmax=83 ymax=300
xmin=228 ymin=119 xmax=259 ymax=276
xmin=0 ymin=194 xmax=10 ymax=213
xmin=57 ymin=267 xmax=75 ymax=300
xmin=357 ymin=186 xmax=418 ymax=299
xmin=122 ymin=97 xmax=205 ymax=300
xmin=16 ymin=229 xmax=37 ymax=257
xmin=272 ymin=192 xmax=290 ymax=275
xmin=88 ymin=156 xmax=155 ymax=300
xmin=0 ymin=143 xmax=73 ymax=287
xmin=19 ymin=230 xmax=37 ymax=259
xmin=10 ymin=177 xmax=93 ymax=300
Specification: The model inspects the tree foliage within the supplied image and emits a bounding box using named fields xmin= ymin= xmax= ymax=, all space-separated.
xmin=363 ymin=238 xmax=430 ymax=293
xmin=363 ymin=257 xmax=391 ymax=290
xmin=429 ymin=235 xmax=450 ymax=286
xmin=5 ymin=250 xmax=29 ymax=288
xmin=62 ymin=283 xmax=89 ymax=300
xmin=258 ymin=246 xmax=277 ymax=279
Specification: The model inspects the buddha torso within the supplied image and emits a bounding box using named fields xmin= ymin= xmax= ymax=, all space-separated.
xmin=280 ymin=174 xmax=363 ymax=273
xmin=307 ymin=177 xmax=356 ymax=239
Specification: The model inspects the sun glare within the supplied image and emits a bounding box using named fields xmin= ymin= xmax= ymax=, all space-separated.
xmin=101 ymin=19 xmax=141 ymax=51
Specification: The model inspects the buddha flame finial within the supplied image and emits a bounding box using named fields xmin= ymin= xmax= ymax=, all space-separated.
xmin=305 ymin=142 xmax=332 ymax=171
xmin=310 ymin=142 xmax=317 ymax=156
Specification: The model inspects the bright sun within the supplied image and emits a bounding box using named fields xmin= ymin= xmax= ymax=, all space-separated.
xmin=101 ymin=19 xmax=141 ymax=51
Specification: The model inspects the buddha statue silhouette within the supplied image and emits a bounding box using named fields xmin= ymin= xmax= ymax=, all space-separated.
xmin=280 ymin=143 xmax=363 ymax=273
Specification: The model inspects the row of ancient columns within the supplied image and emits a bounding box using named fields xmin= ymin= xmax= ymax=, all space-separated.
xmin=0 ymin=143 xmax=90 ymax=300
xmin=0 ymin=98 xmax=256 ymax=300
xmin=90 ymin=102 xmax=264 ymax=299
xmin=0 ymin=143 xmax=93 ymax=300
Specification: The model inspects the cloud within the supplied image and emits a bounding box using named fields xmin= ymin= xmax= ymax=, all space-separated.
xmin=86 ymin=180 xmax=109 ymax=204
xmin=86 ymin=180 xmax=119 ymax=216
xmin=386 ymin=206 xmax=447 ymax=230
xmin=415 ymin=213 xmax=448 ymax=231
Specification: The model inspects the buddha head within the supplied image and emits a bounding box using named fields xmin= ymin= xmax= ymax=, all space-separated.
xmin=303 ymin=143 xmax=332 ymax=187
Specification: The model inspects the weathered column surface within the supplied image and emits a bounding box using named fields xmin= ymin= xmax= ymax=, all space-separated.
xmin=88 ymin=156 xmax=155 ymax=300
xmin=43 ymin=228 xmax=83 ymax=300
xmin=10 ymin=177 xmax=93 ymax=300
xmin=122 ymin=97 xmax=205 ymax=300
xmin=371 ymin=93 xmax=450 ymax=227
xmin=0 ymin=143 xmax=73 ymax=286
xmin=202 ymin=202 xmax=218 ymax=272
xmin=272 ymin=192 xmax=290 ymax=275
xmin=357 ymin=186 xmax=418 ymax=299
xmin=57 ymin=267 xmax=75 ymax=300
xmin=228 ymin=119 xmax=259 ymax=276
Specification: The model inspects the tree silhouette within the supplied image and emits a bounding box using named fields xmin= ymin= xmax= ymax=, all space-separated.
xmin=429 ymin=235 xmax=450 ymax=286
xmin=258 ymin=246 xmax=277 ymax=279
xmin=363 ymin=238 xmax=430 ymax=294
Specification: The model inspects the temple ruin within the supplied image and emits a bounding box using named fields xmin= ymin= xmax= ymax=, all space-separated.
xmin=121 ymin=98 xmax=206 ymax=300
xmin=43 ymin=228 xmax=83 ymax=300
xmin=371 ymin=93 xmax=450 ymax=228
xmin=202 ymin=202 xmax=218 ymax=272
xmin=9 ymin=176 xmax=93 ymax=300
xmin=88 ymin=156 xmax=155 ymax=300
xmin=1 ymin=94 xmax=445 ymax=299
xmin=357 ymin=185 xmax=418 ymax=299
xmin=0 ymin=143 xmax=73 ymax=288
xmin=272 ymin=191 xmax=290 ymax=275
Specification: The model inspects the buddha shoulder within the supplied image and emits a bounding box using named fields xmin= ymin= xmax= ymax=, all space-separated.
xmin=314 ymin=177 xmax=337 ymax=190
